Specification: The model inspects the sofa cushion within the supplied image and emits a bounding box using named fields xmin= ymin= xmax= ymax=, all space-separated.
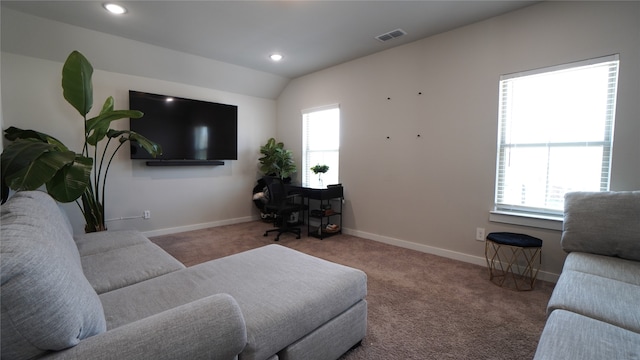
xmin=38 ymin=294 xmax=248 ymax=360
xmin=74 ymin=230 xmax=150 ymax=256
xmin=1 ymin=191 xmax=106 ymax=360
xmin=563 ymin=252 xmax=640 ymax=286
xmin=547 ymin=270 xmax=640 ymax=333
xmin=562 ymin=191 xmax=640 ymax=261
xmin=98 ymin=244 xmax=367 ymax=360
xmin=534 ymin=310 xmax=640 ymax=360
xmin=75 ymin=230 xmax=185 ymax=294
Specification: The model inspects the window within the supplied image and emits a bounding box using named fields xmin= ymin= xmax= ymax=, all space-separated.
xmin=495 ymin=55 xmax=619 ymax=218
xmin=302 ymin=105 xmax=340 ymax=188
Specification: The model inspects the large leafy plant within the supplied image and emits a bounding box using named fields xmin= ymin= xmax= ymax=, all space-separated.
xmin=258 ymin=137 xmax=297 ymax=180
xmin=1 ymin=50 xmax=161 ymax=232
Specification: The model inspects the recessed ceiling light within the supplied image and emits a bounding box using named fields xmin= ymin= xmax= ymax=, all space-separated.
xmin=103 ymin=3 xmax=127 ymax=15
xmin=270 ymin=54 xmax=283 ymax=62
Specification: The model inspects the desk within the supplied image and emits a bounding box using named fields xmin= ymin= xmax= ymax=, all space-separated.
xmin=287 ymin=185 xmax=343 ymax=239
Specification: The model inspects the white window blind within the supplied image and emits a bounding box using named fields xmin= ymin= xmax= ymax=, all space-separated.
xmin=495 ymin=55 xmax=619 ymax=216
xmin=302 ymin=105 xmax=340 ymax=188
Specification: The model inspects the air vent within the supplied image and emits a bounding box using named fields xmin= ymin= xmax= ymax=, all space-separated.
xmin=375 ymin=28 xmax=407 ymax=42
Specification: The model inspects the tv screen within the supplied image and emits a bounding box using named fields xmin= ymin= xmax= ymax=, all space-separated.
xmin=129 ymin=91 xmax=238 ymax=163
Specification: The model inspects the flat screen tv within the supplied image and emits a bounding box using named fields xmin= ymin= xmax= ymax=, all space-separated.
xmin=129 ymin=90 xmax=238 ymax=165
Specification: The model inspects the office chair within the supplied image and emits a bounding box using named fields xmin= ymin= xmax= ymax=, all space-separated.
xmin=262 ymin=176 xmax=305 ymax=241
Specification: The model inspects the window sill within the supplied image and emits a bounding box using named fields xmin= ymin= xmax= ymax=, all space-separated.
xmin=489 ymin=210 xmax=563 ymax=231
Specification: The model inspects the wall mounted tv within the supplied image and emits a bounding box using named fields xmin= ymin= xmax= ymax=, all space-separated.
xmin=129 ymin=90 xmax=238 ymax=166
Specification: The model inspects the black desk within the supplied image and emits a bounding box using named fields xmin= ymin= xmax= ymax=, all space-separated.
xmin=287 ymin=185 xmax=343 ymax=239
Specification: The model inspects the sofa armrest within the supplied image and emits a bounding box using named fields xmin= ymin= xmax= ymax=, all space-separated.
xmin=42 ymin=294 xmax=246 ymax=360
xmin=562 ymin=191 xmax=640 ymax=261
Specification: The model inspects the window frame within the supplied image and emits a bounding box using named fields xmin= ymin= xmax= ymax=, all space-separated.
xmin=301 ymin=104 xmax=340 ymax=188
xmin=492 ymin=55 xmax=620 ymax=229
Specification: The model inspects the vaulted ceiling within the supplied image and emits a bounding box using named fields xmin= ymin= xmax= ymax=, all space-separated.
xmin=2 ymin=1 xmax=537 ymax=79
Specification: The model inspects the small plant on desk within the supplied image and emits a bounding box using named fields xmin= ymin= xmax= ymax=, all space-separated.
xmin=311 ymin=164 xmax=329 ymax=186
xmin=311 ymin=164 xmax=329 ymax=174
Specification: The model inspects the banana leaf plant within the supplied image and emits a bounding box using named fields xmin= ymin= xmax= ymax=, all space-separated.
xmin=1 ymin=50 xmax=161 ymax=232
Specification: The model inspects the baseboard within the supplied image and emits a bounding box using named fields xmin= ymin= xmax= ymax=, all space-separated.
xmin=144 ymin=219 xmax=559 ymax=283
xmin=142 ymin=215 xmax=259 ymax=238
xmin=342 ymin=227 xmax=560 ymax=283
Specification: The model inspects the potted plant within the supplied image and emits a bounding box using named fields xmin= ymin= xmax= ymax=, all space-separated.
xmin=310 ymin=164 xmax=329 ymax=186
xmin=0 ymin=50 xmax=161 ymax=232
xmin=258 ymin=137 xmax=297 ymax=181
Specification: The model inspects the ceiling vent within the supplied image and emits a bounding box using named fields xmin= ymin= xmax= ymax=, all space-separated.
xmin=375 ymin=28 xmax=407 ymax=42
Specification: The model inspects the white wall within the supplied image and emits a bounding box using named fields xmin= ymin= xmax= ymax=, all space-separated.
xmin=276 ymin=1 xmax=640 ymax=279
xmin=1 ymin=10 xmax=280 ymax=235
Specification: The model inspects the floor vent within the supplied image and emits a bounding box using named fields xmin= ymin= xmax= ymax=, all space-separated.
xmin=375 ymin=28 xmax=407 ymax=42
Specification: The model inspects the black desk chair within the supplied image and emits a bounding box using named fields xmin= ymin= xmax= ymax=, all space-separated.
xmin=262 ymin=176 xmax=305 ymax=241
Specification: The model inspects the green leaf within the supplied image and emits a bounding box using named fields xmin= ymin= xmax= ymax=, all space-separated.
xmin=46 ymin=155 xmax=93 ymax=203
xmin=107 ymin=129 xmax=162 ymax=157
xmin=85 ymin=108 xmax=143 ymax=146
xmin=4 ymin=126 xmax=69 ymax=151
xmin=7 ymin=150 xmax=76 ymax=191
xmin=1 ymin=138 xmax=90 ymax=203
xmin=62 ymin=50 xmax=93 ymax=116
xmin=1 ymin=139 xmax=57 ymax=203
xmin=100 ymin=96 xmax=114 ymax=114
xmin=257 ymin=137 xmax=296 ymax=178
xmin=1 ymin=139 xmax=57 ymax=186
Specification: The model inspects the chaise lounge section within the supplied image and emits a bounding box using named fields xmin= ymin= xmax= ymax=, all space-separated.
xmin=1 ymin=190 xmax=367 ymax=360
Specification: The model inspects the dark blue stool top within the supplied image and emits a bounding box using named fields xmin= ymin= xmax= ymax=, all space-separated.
xmin=486 ymin=232 xmax=543 ymax=248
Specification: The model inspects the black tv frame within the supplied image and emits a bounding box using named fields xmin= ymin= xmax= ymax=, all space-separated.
xmin=129 ymin=90 xmax=238 ymax=166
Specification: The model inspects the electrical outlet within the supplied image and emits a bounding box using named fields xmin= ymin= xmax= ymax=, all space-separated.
xmin=475 ymin=227 xmax=485 ymax=241
xmin=143 ymin=210 xmax=151 ymax=219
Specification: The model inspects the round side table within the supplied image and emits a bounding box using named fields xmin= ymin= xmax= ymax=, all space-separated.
xmin=484 ymin=232 xmax=543 ymax=291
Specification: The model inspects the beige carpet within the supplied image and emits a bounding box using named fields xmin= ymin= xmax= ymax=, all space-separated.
xmin=151 ymin=220 xmax=555 ymax=360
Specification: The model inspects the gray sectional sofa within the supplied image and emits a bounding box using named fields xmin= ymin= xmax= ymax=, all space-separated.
xmin=1 ymin=190 xmax=367 ymax=360
xmin=534 ymin=191 xmax=640 ymax=359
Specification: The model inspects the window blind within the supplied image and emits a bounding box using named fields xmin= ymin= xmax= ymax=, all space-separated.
xmin=495 ymin=55 xmax=619 ymax=215
xmin=302 ymin=105 xmax=340 ymax=187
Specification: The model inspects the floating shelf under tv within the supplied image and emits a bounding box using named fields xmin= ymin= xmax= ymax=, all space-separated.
xmin=145 ymin=160 xmax=225 ymax=166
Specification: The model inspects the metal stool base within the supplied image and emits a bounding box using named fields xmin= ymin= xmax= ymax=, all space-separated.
xmin=485 ymin=240 xmax=541 ymax=291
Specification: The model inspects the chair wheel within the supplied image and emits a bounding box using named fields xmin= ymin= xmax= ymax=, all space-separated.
xmin=296 ymin=235 xmax=301 ymax=239
xmin=263 ymin=232 xmax=268 ymax=237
